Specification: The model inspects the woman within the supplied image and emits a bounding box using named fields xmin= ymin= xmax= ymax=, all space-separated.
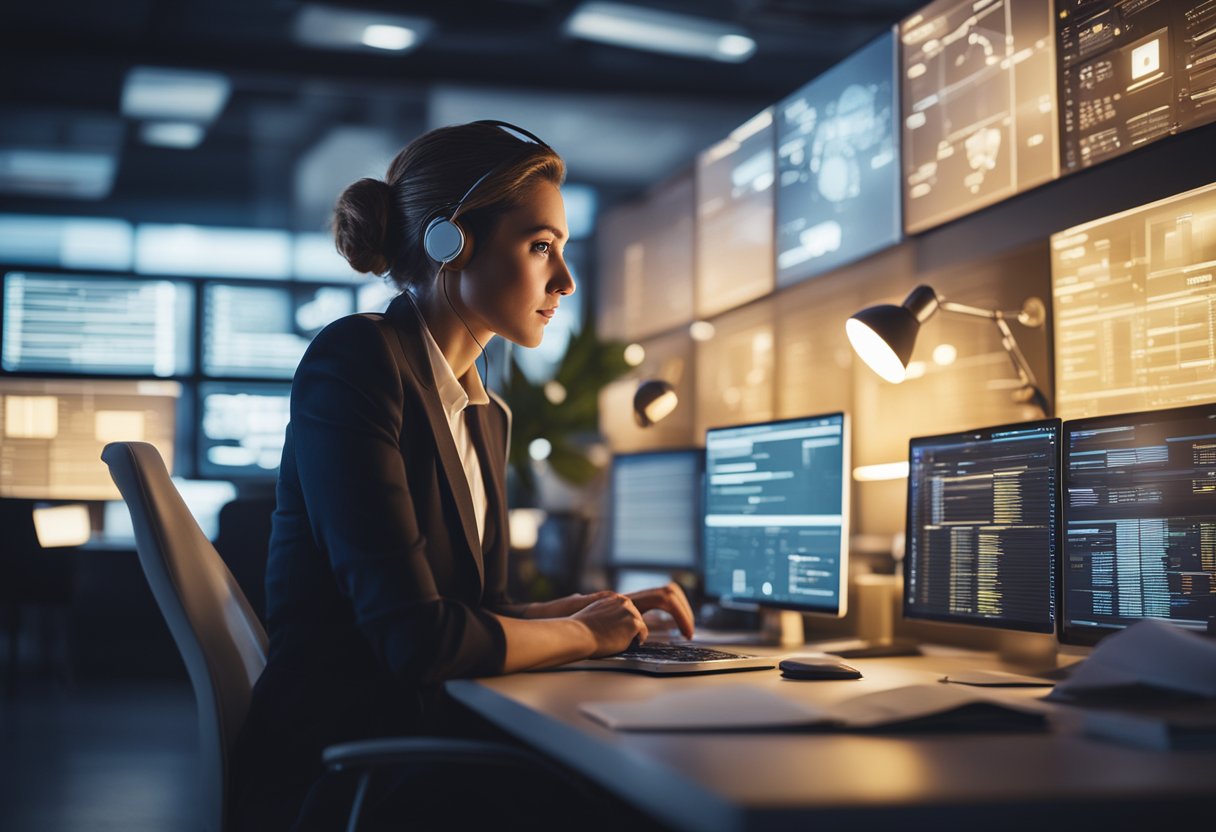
xmin=231 ymin=120 xmax=694 ymax=830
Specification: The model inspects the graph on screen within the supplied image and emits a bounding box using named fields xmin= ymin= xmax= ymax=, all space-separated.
xmin=1052 ymin=179 xmax=1216 ymax=418
xmin=2 ymin=271 xmax=192 ymax=377
xmin=775 ymin=30 xmax=900 ymax=287
xmin=900 ymin=0 xmax=1058 ymax=233
xmin=197 ymin=382 xmax=290 ymax=478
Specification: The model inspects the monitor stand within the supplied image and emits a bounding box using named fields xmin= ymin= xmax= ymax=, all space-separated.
xmin=762 ymin=609 xmax=805 ymax=648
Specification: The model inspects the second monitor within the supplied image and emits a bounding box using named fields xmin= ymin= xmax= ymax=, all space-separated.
xmin=703 ymin=413 xmax=850 ymax=642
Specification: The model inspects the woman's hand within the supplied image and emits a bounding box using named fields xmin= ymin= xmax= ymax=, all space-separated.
xmin=626 ymin=582 xmax=696 ymax=640
xmin=570 ymin=594 xmax=648 ymax=657
xmin=523 ymin=591 xmax=615 ymax=620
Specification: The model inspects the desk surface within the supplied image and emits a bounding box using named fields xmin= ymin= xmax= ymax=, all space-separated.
xmin=446 ymin=645 xmax=1216 ymax=832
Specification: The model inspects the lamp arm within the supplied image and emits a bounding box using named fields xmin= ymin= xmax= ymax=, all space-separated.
xmin=992 ymin=312 xmax=1039 ymax=389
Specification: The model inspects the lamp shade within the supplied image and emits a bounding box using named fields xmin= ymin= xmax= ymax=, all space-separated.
xmin=846 ymin=285 xmax=939 ymax=384
xmin=633 ymin=379 xmax=678 ymax=427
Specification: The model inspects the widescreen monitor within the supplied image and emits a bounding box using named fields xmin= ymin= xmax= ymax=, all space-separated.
xmin=905 ymin=419 xmax=1061 ymax=633
xmin=900 ymin=0 xmax=1057 ymax=233
xmin=1057 ymin=0 xmax=1216 ymax=174
xmin=1051 ymin=179 xmax=1216 ymax=419
xmin=775 ymin=29 xmax=899 ymax=287
xmin=609 ymin=448 xmax=703 ymax=569
xmin=696 ymin=109 xmax=775 ymax=316
xmin=202 ymin=282 xmax=353 ymax=378
xmin=1060 ymin=403 xmax=1216 ymax=645
xmin=703 ymin=413 xmax=849 ymax=616
xmin=197 ymin=382 xmax=290 ymax=479
xmin=0 ymin=378 xmax=180 ymax=500
xmin=2 ymin=271 xmax=192 ymax=377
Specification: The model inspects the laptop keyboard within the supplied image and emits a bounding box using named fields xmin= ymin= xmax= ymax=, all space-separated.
xmin=612 ymin=642 xmax=754 ymax=664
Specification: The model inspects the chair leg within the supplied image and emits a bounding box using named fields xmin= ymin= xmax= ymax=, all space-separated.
xmin=345 ymin=770 xmax=372 ymax=832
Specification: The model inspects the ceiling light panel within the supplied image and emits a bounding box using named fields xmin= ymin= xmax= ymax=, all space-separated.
xmin=565 ymin=2 xmax=756 ymax=63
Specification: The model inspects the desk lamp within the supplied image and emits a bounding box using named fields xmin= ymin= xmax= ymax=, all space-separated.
xmin=845 ymin=284 xmax=1050 ymax=416
xmin=633 ymin=379 xmax=678 ymax=427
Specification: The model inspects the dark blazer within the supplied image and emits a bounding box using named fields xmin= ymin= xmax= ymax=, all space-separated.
xmin=230 ymin=293 xmax=515 ymax=831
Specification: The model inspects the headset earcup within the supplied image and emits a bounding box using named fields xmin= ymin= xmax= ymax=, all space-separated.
xmin=423 ymin=217 xmax=467 ymax=266
xmin=444 ymin=223 xmax=474 ymax=270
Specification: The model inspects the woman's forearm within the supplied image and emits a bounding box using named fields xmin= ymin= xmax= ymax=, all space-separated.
xmin=492 ymin=613 xmax=594 ymax=672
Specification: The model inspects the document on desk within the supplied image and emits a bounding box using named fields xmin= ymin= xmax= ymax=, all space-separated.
xmin=581 ymin=684 xmax=1054 ymax=732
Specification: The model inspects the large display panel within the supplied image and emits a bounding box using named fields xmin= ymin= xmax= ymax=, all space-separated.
xmin=696 ymin=110 xmax=775 ymax=317
xmin=1051 ymin=179 xmax=1216 ymax=419
xmin=905 ymin=419 xmax=1061 ymax=633
xmin=1061 ymin=403 xmax=1216 ymax=645
xmin=2 ymin=271 xmax=193 ymax=377
xmin=900 ymin=0 xmax=1058 ymax=234
xmin=775 ymin=31 xmax=900 ymax=287
xmin=202 ymin=283 xmax=353 ymax=379
xmin=1057 ymin=0 xmax=1216 ymax=174
xmin=608 ymin=449 xmax=703 ymax=569
xmin=595 ymin=173 xmax=695 ymax=341
xmin=0 ymin=378 xmax=179 ymax=499
xmin=703 ymin=413 xmax=850 ymax=616
xmin=197 ymin=382 xmax=290 ymax=478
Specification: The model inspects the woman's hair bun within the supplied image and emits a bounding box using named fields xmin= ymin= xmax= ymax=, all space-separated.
xmin=332 ymin=177 xmax=397 ymax=275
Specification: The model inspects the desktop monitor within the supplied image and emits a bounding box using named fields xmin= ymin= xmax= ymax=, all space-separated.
xmin=1060 ymin=403 xmax=1216 ymax=645
xmin=774 ymin=29 xmax=900 ymax=288
xmin=2 ymin=271 xmax=193 ymax=377
xmin=608 ymin=448 xmax=703 ymax=570
xmin=703 ymin=413 xmax=850 ymax=616
xmin=0 ymin=377 xmax=180 ymax=500
xmin=905 ymin=419 xmax=1061 ymax=634
xmin=202 ymin=282 xmax=354 ymax=379
xmin=196 ymin=382 xmax=290 ymax=479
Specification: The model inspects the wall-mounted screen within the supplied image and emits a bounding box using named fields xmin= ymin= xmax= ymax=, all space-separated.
xmin=696 ymin=109 xmax=775 ymax=317
xmin=595 ymin=173 xmax=695 ymax=341
xmin=197 ymin=382 xmax=290 ymax=478
xmin=900 ymin=0 xmax=1058 ymax=234
xmin=776 ymin=30 xmax=900 ymax=287
xmin=0 ymin=378 xmax=180 ymax=499
xmin=202 ymin=283 xmax=353 ymax=379
xmin=1051 ymin=179 xmax=1216 ymax=419
xmin=1057 ymin=0 xmax=1216 ymax=174
xmin=2 ymin=271 xmax=193 ymax=376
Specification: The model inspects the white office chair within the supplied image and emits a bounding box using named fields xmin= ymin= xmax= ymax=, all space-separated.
xmin=102 ymin=441 xmax=588 ymax=832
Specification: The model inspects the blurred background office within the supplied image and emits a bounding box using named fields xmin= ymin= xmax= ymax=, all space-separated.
xmin=3 ymin=1 xmax=1216 ymax=830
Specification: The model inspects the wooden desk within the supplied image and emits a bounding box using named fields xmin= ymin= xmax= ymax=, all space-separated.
xmin=446 ymin=646 xmax=1216 ymax=832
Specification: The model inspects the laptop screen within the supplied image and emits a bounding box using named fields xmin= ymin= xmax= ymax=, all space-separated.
xmin=1061 ymin=404 xmax=1216 ymax=645
xmin=905 ymin=419 xmax=1061 ymax=634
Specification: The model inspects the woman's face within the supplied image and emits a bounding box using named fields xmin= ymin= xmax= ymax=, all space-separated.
xmin=458 ymin=180 xmax=575 ymax=349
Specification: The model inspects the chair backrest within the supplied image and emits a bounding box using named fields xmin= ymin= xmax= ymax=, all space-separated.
xmin=102 ymin=441 xmax=268 ymax=832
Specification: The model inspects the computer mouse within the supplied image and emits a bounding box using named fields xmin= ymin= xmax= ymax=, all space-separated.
xmin=779 ymin=657 xmax=862 ymax=680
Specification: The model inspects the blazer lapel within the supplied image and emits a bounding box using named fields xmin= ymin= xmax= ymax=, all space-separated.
xmin=467 ymin=405 xmax=507 ymax=559
xmin=385 ymin=294 xmax=486 ymax=587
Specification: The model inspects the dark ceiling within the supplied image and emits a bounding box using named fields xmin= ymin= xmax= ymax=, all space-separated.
xmin=0 ymin=0 xmax=924 ymax=230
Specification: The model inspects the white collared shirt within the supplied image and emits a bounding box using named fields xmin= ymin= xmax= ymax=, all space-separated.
xmin=418 ymin=323 xmax=489 ymax=545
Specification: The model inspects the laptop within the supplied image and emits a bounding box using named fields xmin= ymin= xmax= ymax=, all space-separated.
xmin=556 ymin=449 xmax=776 ymax=675
xmin=560 ymin=640 xmax=776 ymax=675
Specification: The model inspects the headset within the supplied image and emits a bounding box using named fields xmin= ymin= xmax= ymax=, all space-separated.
xmin=422 ymin=119 xmax=552 ymax=270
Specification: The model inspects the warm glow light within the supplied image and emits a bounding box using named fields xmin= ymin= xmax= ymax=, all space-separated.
xmin=642 ymin=390 xmax=679 ymax=424
xmin=543 ymin=381 xmax=567 ymax=404
xmin=853 ymin=461 xmax=910 ymax=482
xmin=932 ymin=343 xmax=958 ymax=366
xmin=33 ymin=504 xmax=92 ymax=548
xmin=688 ymin=320 xmax=716 ymax=341
xmin=508 ymin=508 xmax=546 ymax=549
xmin=529 ymin=438 xmax=552 ymax=461
xmin=623 ymin=343 xmax=646 ymax=366
xmin=846 ymin=318 xmax=906 ymax=383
